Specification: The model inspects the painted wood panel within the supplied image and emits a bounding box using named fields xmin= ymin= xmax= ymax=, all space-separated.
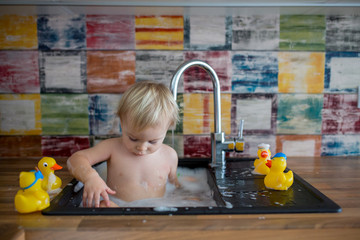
xmin=231 ymin=94 xmax=277 ymax=135
xmin=0 ymin=51 xmax=40 ymax=93
xmin=39 ymin=51 xmax=86 ymax=93
xmin=277 ymin=94 xmax=323 ymax=134
xmin=86 ymin=15 xmax=134 ymax=50
xmin=41 ymin=94 xmax=89 ymax=135
xmin=232 ymin=51 xmax=278 ymax=93
xmin=184 ymin=51 xmax=231 ymax=92
xmin=87 ymin=51 xmax=135 ymax=93
xmin=135 ymin=16 xmax=183 ymax=50
xmin=135 ymin=50 xmax=184 ymax=88
xmin=88 ymin=94 xmax=122 ymax=136
xmin=322 ymin=94 xmax=360 ymax=134
xmin=0 ymin=15 xmax=38 ymax=49
xmin=0 ymin=94 xmax=41 ymax=135
xmin=41 ymin=136 xmax=90 ymax=157
xmin=276 ymin=135 xmax=322 ymax=157
xmin=184 ymin=16 xmax=231 ymax=50
xmin=278 ymin=52 xmax=325 ymax=93
xmin=324 ymin=52 xmax=360 ymax=93
xmin=232 ymin=15 xmax=279 ymax=50
xmin=280 ymin=15 xmax=325 ymax=51
xmin=37 ymin=15 xmax=86 ymax=50
xmin=183 ymin=93 xmax=231 ymax=135
xmin=326 ymin=15 xmax=360 ymax=52
xmin=322 ymin=135 xmax=360 ymax=156
xmin=0 ymin=136 xmax=42 ymax=157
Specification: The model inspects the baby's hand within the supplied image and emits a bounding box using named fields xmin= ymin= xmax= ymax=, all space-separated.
xmin=83 ymin=175 xmax=116 ymax=208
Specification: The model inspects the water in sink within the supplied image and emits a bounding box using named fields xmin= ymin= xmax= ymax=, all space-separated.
xmin=76 ymin=162 xmax=217 ymax=208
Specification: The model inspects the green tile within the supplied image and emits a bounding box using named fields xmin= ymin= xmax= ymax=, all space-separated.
xmin=41 ymin=94 xmax=89 ymax=135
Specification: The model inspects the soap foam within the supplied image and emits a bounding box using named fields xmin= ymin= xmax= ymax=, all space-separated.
xmin=82 ymin=162 xmax=217 ymax=208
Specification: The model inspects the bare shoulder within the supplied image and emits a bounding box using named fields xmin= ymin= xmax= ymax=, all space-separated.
xmin=161 ymin=144 xmax=178 ymax=164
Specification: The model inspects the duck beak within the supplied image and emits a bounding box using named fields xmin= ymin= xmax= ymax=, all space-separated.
xmin=261 ymin=151 xmax=269 ymax=158
xmin=51 ymin=163 xmax=63 ymax=171
xmin=266 ymin=160 xmax=272 ymax=168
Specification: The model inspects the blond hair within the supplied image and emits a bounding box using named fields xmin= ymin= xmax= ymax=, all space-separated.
xmin=117 ymin=81 xmax=179 ymax=131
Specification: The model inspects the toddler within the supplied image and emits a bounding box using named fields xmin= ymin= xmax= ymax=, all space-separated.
xmin=67 ymin=81 xmax=180 ymax=207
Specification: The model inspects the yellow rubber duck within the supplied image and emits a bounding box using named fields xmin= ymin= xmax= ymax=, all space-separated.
xmin=253 ymin=143 xmax=271 ymax=175
xmin=264 ymin=153 xmax=293 ymax=191
xmin=14 ymin=169 xmax=50 ymax=213
xmin=38 ymin=157 xmax=63 ymax=194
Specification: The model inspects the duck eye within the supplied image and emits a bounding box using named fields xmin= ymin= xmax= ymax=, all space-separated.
xmin=43 ymin=163 xmax=48 ymax=167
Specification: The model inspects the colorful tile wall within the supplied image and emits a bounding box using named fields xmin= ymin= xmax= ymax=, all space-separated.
xmin=136 ymin=50 xmax=184 ymax=87
xmin=231 ymin=94 xmax=277 ymax=135
xmin=37 ymin=15 xmax=86 ymax=50
xmin=279 ymin=15 xmax=326 ymax=51
xmin=0 ymin=94 xmax=42 ymax=135
xmin=232 ymin=15 xmax=279 ymax=50
xmin=87 ymin=51 xmax=135 ymax=93
xmin=88 ymin=94 xmax=122 ymax=136
xmin=277 ymin=94 xmax=323 ymax=134
xmin=326 ymin=15 xmax=360 ymax=52
xmin=231 ymin=51 xmax=278 ymax=93
xmin=322 ymin=94 xmax=360 ymax=134
xmin=41 ymin=94 xmax=89 ymax=135
xmin=184 ymin=51 xmax=231 ymax=92
xmin=322 ymin=135 xmax=360 ymax=156
xmin=0 ymin=15 xmax=38 ymax=49
xmin=41 ymin=136 xmax=90 ymax=157
xmin=0 ymin=136 xmax=42 ymax=157
xmin=278 ymin=52 xmax=325 ymax=93
xmin=0 ymin=12 xmax=359 ymax=158
xmin=0 ymin=51 xmax=40 ymax=93
xmin=183 ymin=93 xmax=231 ymax=135
xmin=184 ymin=16 xmax=232 ymax=50
xmin=324 ymin=52 xmax=360 ymax=93
xmin=135 ymin=16 xmax=184 ymax=50
xmin=184 ymin=135 xmax=211 ymax=158
xmin=86 ymin=15 xmax=134 ymax=50
xmin=39 ymin=51 xmax=87 ymax=93
xmin=276 ymin=135 xmax=322 ymax=157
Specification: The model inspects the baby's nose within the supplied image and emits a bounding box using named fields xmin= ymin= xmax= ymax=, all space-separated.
xmin=137 ymin=143 xmax=147 ymax=151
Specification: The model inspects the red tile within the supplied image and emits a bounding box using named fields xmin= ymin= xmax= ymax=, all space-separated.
xmin=42 ymin=136 xmax=90 ymax=157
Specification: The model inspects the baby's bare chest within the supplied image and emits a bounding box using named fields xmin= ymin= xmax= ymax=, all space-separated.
xmin=107 ymin=156 xmax=170 ymax=187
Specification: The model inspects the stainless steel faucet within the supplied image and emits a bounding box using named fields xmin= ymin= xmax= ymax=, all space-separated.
xmin=170 ymin=60 xmax=244 ymax=166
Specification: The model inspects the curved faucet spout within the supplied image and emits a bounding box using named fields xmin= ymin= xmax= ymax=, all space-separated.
xmin=170 ymin=60 xmax=222 ymax=134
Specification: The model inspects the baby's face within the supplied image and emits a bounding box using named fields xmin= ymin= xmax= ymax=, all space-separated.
xmin=121 ymin=118 xmax=169 ymax=156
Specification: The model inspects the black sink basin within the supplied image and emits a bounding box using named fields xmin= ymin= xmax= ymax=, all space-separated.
xmin=42 ymin=158 xmax=341 ymax=215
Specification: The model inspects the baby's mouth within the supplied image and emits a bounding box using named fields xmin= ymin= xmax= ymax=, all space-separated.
xmin=135 ymin=152 xmax=146 ymax=156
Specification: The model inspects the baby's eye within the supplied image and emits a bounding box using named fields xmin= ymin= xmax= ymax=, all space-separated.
xmin=149 ymin=140 xmax=157 ymax=144
xmin=129 ymin=136 xmax=137 ymax=142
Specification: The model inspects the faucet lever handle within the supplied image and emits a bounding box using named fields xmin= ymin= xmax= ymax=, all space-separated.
xmin=235 ymin=120 xmax=245 ymax=152
xmin=237 ymin=119 xmax=244 ymax=139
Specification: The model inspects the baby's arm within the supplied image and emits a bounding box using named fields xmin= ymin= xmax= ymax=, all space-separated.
xmin=67 ymin=139 xmax=116 ymax=207
xmin=167 ymin=147 xmax=181 ymax=188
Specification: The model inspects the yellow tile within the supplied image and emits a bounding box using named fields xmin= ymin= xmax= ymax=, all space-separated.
xmin=135 ymin=16 xmax=183 ymax=28
xmin=183 ymin=93 xmax=231 ymax=135
xmin=278 ymin=52 xmax=324 ymax=93
xmin=0 ymin=15 xmax=38 ymax=49
xmin=135 ymin=31 xmax=183 ymax=41
xmin=183 ymin=94 xmax=203 ymax=134
xmin=208 ymin=93 xmax=232 ymax=135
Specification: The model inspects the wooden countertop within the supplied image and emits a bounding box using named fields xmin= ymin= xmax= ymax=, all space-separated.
xmin=1 ymin=156 xmax=360 ymax=240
